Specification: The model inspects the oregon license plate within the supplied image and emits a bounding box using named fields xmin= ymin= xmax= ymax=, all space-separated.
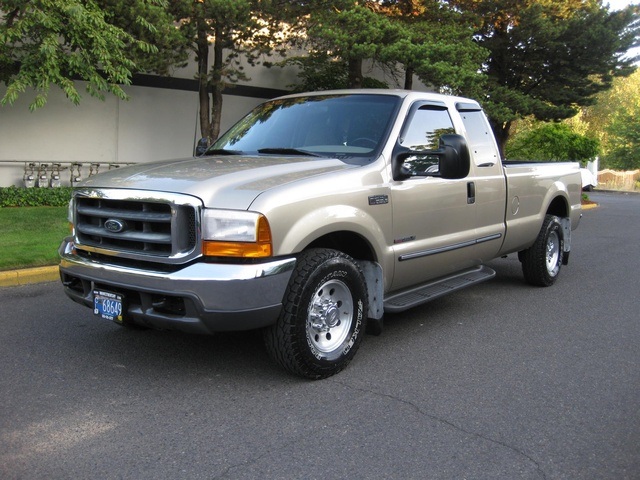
xmin=93 ymin=290 xmax=124 ymax=323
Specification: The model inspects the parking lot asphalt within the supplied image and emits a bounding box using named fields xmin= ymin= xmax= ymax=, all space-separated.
xmin=0 ymin=191 xmax=637 ymax=480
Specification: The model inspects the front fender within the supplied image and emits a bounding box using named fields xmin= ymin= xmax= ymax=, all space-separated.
xmin=281 ymin=204 xmax=387 ymax=257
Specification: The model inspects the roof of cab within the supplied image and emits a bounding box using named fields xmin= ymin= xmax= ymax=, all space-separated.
xmin=273 ymin=88 xmax=481 ymax=110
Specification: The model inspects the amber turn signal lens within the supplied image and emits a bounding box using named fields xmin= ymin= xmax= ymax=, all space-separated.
xmin=203 ymin=241 xmax=272 ymax=258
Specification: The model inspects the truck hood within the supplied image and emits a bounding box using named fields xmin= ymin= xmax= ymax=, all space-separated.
xmin=80 ymin=155 xmax=356 ymax=209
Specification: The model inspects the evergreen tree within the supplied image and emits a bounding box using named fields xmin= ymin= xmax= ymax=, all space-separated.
xmin=286 ymin=1 xmax=404 ymax=90
xmin=448 ymin=0 xmax=639 ymax=156
xmin=169 ymin=0 xmax=287 ymax=143
xmin=285 ymin=0 xmax=486 ymax=94
xmin=378 ymin=0 xmax=487 ymax=94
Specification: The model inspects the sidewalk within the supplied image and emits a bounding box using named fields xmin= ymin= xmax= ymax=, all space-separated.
xmin=0 ymin=265 xmax=59 ymax=287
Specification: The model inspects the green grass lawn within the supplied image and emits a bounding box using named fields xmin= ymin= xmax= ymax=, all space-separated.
xmin=0 ymin=206 xmax=68 ymax=271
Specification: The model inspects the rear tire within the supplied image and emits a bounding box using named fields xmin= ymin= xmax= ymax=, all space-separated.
xmin=263 ymin=248 xmax=368 ymax=379
xmin=520 ymin=214 xmax=564 ymax=287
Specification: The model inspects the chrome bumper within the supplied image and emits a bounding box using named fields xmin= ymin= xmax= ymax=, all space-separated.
xmin=58 ymin=238 xmax=296 ymax=334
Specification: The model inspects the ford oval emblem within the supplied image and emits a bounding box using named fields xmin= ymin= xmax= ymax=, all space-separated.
xmin=104 ymin=218 xmax=126 ymax=233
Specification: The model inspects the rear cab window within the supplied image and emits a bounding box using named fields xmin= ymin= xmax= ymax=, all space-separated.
xmin=456 ymin=103 xmax=500 ymax=167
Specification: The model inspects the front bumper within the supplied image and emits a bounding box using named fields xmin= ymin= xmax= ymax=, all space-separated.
xmin=59 ymin=238 xmax=296 ymax=334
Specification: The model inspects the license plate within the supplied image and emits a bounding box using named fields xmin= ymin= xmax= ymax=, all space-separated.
xmin=93 ymin=290 xmax=124 ymax=323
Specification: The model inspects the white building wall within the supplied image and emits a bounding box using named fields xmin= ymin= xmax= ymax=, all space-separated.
xmin=117 ymin=85 xmax=198 ymax=162
xmin=0 ymin=86 xmax=118 ymax=163
xmin=0 ymin=82 xmax=268 ymax=187
xmin=0 ymin=50 xmax=426 ymax=187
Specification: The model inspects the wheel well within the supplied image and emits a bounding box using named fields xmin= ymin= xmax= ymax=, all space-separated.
xmin=306 ymin=231 xmax=376 ymax=262
xmin=546 ymin=196 xmax=569 ymax=218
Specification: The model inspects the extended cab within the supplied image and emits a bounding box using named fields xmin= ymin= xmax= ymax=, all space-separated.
xmin=59 ymin=90 xmax=582 ymax=379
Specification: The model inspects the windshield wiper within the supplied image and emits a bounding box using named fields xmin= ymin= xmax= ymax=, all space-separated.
xmin=257 ymin=148 xmax=321 ymax=157
xmin=203 ymin=148 xmax=243 ymax=156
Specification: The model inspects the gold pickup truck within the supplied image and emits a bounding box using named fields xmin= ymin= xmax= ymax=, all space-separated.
xmin=59 ymin=90 xmax=582 ymax=379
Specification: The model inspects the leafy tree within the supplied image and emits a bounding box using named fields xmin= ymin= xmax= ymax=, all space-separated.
xmin=98 ymin=0 xmax=188 ymax=75
xmin=449 ymin=0 xmax=639 ymax=156
xmin=0 ymin=0 xmax=179 ymax=110
xmin=577 ymin=69 xmax=640 ymax=170
xmin=505 ymin=122 xmax=599 ymax=161
xmin=604 ymin=106 xmax=640 ymax=170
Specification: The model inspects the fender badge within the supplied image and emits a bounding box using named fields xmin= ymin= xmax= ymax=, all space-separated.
xmin=394 ymin=236 xmax=416 ymax=244
xmin=368 ymin=195 xmax=389 ymax=205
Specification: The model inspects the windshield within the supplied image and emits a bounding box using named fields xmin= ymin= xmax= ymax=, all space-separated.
xmin=210 ymin=94 xmax=401 ymax=160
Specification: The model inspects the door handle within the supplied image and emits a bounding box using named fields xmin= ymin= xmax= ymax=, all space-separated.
xmin=467 ymin=182 xmax=476 ymax=204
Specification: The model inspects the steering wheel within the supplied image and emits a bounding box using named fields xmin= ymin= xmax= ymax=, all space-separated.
xmin=350 ymin=137 xmax=378 ymax=148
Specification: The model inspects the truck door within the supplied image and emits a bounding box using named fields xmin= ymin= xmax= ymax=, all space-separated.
xmin=456 ymin=103 xmax=507 ymax=261
xmin=390 ymin=103 xmax=480 ymax=291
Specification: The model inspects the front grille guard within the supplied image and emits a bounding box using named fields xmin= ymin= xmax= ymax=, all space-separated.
xmin=71 ymin=188 xmax=202 ymax=265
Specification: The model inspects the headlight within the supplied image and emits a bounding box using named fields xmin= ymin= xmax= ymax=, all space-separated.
xmin=202 ymin=209 xmax=272 ymax=258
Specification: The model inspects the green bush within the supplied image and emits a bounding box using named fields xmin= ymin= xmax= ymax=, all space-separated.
xmin=506 ymin=123 xmax=599 ymax=162
xmin=0 ymin=186 xmax=72 ymax=207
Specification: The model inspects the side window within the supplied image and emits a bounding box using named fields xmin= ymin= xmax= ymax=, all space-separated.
xmin=459 ymin=110 xmax=499 ymax=166
xmin=399 ymin=106 xmax=455 ymax=176
xmin=400 ymin=107 xmax=455 ymax=151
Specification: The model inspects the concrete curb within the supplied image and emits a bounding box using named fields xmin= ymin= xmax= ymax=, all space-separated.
xmin=0 ymin=266 xmax=59 ymax=287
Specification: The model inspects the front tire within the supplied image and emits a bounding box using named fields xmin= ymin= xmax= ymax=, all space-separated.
xmin=264 ymin=248 xmax=368 ymax=379
xmin=520 ymin=214 xmax=564 ymax=287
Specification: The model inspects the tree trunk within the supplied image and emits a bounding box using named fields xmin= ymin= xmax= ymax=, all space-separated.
xmin=196 ymin=19 xmax=210 ymax=143
xmin=208 ymin=27 xmax=225 ymax=141
xmin=347 ymin=58 xmax=363 ymax=89
xmin=489 ymin=119 xmax=512 ymax=159
xmin=210 ymin=82 xmax=223 ymax=141
xmin=404 ymin=66 xmax=414 ymax=90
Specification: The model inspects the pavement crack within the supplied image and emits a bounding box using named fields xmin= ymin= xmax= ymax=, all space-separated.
xmin=329 ymin=379 xmax=548 ymax=480
xmin=210 ymin=436 xmax=300 ymax=480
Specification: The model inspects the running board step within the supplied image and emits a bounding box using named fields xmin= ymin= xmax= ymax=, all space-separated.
xmin=384 ymin=265 xmax=496 ymax=313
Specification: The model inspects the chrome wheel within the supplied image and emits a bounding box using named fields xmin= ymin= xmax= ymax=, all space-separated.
xmin=546 ymin=230 xmax=561 ymax=277
xmin=307 ymin=279 xmax=353 ymax=354
xmin=521 ymin=214 xmax=564 ymax=287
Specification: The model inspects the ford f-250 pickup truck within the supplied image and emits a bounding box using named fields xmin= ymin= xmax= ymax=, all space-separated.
xmin=59 ymin=90 xmax=582 ymax=379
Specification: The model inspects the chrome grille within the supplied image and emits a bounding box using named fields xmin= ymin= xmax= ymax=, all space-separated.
xmin=73 ymin=189 xmax=200 ymax=263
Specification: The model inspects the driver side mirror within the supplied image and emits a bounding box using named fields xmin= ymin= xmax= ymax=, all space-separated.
xmin=393 ymin=134 xmax=470 ymax=181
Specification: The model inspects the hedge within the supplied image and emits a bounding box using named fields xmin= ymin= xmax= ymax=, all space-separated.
xmin=0 ymin=186 xmax=73 ymax=207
